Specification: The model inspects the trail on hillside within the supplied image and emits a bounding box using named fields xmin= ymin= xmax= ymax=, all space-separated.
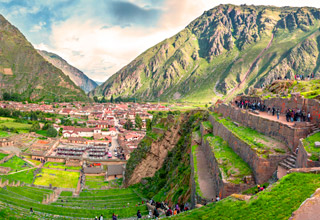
xmin=224 ymin=34 xmax=274 ymax=101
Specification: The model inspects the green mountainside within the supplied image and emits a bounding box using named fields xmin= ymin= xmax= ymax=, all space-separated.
xmin=37 ymin=50 xmax=98 ymax=93
xmin=90 ymin=4 xmax=320 ymax=102
xmin=0 ymin=15 xmax=88 ymax=102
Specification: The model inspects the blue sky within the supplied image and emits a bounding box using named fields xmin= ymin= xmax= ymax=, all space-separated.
xmin=0 ymin=0 xmax=320 ymax=81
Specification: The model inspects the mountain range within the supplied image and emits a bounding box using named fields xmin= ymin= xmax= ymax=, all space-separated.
xmin=89 ymin=4 xmax=320 ymax=102
xmin=37 ymin=50 xmax=97 ymax=93
xmin=0 ymin=15 xmax=88 ymax=102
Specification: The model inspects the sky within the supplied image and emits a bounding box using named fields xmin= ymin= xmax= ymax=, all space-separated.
xmin=1 ymin=0 xmax=320 ymax=82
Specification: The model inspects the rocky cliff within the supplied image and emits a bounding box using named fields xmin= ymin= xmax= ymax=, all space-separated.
xmin=90 ymin=4 xmax=320 ymax=102
xmin=37 ymin=50 xmax=98 ymax=93
xmin=0 ymin=15 xmax=88 ymax=102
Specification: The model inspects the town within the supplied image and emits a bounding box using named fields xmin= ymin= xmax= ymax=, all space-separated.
xmin=0 ymin=101 xmax=170 ymax=177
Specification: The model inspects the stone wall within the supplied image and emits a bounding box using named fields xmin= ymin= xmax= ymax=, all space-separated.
xmin=190 ymin=145 xmax=202 ymax=208
xmin=236 ymin=95 xmax=320 ymax=126
xmin=201 ymin=139 xmax=223 ymax=198
xmin=215 ymin=104 xmax=310 ymax=151
xmin=0 ymin=166 xmax=11 ymax=174
xmin=201 ymin=139 xmax=252 ymax=198
xmin=209 ymin=115 xmax=288 ymax=184
xmin=296 ymin=136 xmax=320 ymax=168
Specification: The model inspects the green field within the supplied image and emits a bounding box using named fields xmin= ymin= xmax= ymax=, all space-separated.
xmin=206 ymin=136 xmax=252 ymax=184
xmin=0 ymin=117 xmax=15 ymax=121
xmin=172 ymin=173 xmax=320 ymax=220
xmin=303 ymin=132 xmax=320 ymax=161
xmin=0 ymin=169 xmax=35 ymax=184
xmin=0 ymin=186 xmax=147 ymax=218
xmin=25 ymin=159 xmax=42 ymax=166
xmin=43 ymin=162 xmax=81 ymax=170
xmin=0 ymin=156 xmax=33 ymax=172
xmin=0 ymin=131 xmax=10 ymax=137
xmin=85 ymin=175 xmax=108 ymax=189
xmin=0 ymin=153 xmax=8 ymax=161
xmin=34 ymin=169 xmax=79 ymax=188
xmin=0 ymin=121 xmax=32 ymax=130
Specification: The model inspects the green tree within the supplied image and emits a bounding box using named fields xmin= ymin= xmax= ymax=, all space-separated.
xmin=47 ymin=127 xmax=57 ymax=137
xmin=135 ymin=114 xmax=143 ymax=130
xmin=101 ymin=96 xmax=106 ymax=103
xmin=124 ymin=118 xmax=133 ymax=130
xmin=30 ymin=122 xmax=40 ymax=132
xmin=93 ymin=96 xmax=98 ymax=102
xmin=146 ymin=119 xmax=152 ymax=131
xmin=110 ymin=95 xmax=114 ymax=103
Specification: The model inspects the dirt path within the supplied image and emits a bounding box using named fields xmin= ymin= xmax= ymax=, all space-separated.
xmin=225 ymin=34 xmax=274 ymax=101
xmin=196 ymin=147 xmax=216 ymax=200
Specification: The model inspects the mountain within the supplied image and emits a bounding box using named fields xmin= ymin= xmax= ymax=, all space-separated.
xmin=37 ymin=50 xmax=98 ymax=93
xmin=0 ymin=15 xmax=88 ymax=102
xmin=90 ymin=4 xmax=320 ymax=102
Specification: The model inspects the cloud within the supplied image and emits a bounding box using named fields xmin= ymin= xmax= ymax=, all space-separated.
xmin=108 ymin=1 xmax=162 ymax=26
xmin=30 ymin=21 xmax=46 ymax=32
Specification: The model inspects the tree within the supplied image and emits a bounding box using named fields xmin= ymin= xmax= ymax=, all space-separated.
xmin=135 ymin=114 xmax=143 ymax=130
xmin=124 ymin=118 xmax=133 ymax=130
xmin=110 ymin=95 xmax=114 ymax=103
xmin=93 ymin=96 xmax=98 ymax=102
xmin=47 ymin=127 xmax=57 ymax=137
xmin=146 ymin=119 xmax=152 ymax=131
xmin=30 ymin=122 xmax=40 ymax=132
xmin=101 ymin=96 xmax=106 ymax=103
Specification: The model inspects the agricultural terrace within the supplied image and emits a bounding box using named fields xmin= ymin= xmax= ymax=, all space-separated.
xmin=0 ymin=187 xmax=147 ymax=218
xmin=171 ymin=173 xmax=320 ymax=220
xmin=0 ymin=169 xmax=35 ymax=184
xmin=0 ymin=155 xmax=33 ymax=172
xmin=34 ymin=169 xmax=79 ymax=188
xmin=206 ymin=135 xmax=252 ymax=184
xmin=303 ymin=132 xmax=320 ymax=161
xmin=0 ymin=152 xmax=8 ymax=161
xmin=211 ymin=113 xmax=289 ymax=157
xmin=43 ymin=162 xmax=81 ymax=170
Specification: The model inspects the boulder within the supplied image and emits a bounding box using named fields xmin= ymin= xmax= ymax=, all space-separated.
xmin=315 ymin=142 xmax=320 ymax=148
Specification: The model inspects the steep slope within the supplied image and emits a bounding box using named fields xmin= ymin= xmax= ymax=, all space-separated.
xmin=90 ymin=4 xmax=320 ymax=102
xmin=0 ymin=15 xmax=88 ymax=102
xmin=37 ymin=50 xmax=98 ymax=93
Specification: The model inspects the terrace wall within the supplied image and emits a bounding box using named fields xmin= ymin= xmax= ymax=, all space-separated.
xmin=296 ymin=136 xmax=320 ymax=168
xmin=209 ymin=115 xmax=287 ymax=184
xmin=215 ymin=104 xmax=310 ymax=151
xmin=236 ymin=95 xmax=320 ymax=126
xmin=201 ymin=139 xmax=252 ymax=198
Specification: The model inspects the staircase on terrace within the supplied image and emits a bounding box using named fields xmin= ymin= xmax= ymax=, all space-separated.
xmin=279 ymin=153 xmax=297 ymax=170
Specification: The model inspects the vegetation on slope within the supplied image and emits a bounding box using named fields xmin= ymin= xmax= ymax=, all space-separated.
xmin=206 ymin=136 xmax=252 ymax=184
xmin=0 ymin=15 xmax=88 ymax=102
xmin=303 ymin=132 xmax=320 ymax=161
xmin=172 ymin=172 xmax=320 ymax=220
xmin=91 ymin=4 xmax=320 ymax=103
xmin=131 ymin=111 xmax=208 ymax=205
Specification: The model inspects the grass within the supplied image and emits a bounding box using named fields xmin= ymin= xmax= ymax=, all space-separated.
xmin=0 ymin=156 xmax=32 ymax=172
xmin=241 ymin=182 xmax=270 ymax=195
xmin=0 ymin=117 xmax=15 ymax=121
xmin=25 ymin=159 xmax=42 ymax=166
xmin=60 ymin=191 xmax=73 ymax=196
xmin=202 ymin=121 xmax=213 ymax=130
xmin=211 ymin=113 xmax=286 ymax=157
xmin=35 ymin=130 xmax=47 ymax=136
xmin=191 ymin=145 xmax=202 ymax=197
xmin=0 ymin=121 xmax=32 ymax=130
xmin=43 ymin=162 xmax=81 ymax=170
xmin=0 ymin=169 xmax=35 ymax=184
xmin=0 ymin=153 xmax=8 ymax=161
xmin=34 ymin=169 xmax=79 ymax=188
xmin=172 ymin=173 xmax=320 ymax=220
xmin=206 ymin=136 xmax=252 ymax=184
xmin=85 ymin=175 xmax=108 ymax=189
xmin=303 ymin=132 xmax=320 ymax=161
xmin=0 ymin=131 xmax=10 ymax=137
xmin=0 ymin=187 xmax=147 ymax=218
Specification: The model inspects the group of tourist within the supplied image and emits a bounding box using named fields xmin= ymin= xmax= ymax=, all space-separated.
xmin=285 ymin=109 xmax=311 ymax=122
xmin=147 ymin=200 xmax=190 ymax=219
xmin=235 ymin=100 xmax=266 ymax=111
xmin=235 ymin=99 xmax=313 ymax=123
